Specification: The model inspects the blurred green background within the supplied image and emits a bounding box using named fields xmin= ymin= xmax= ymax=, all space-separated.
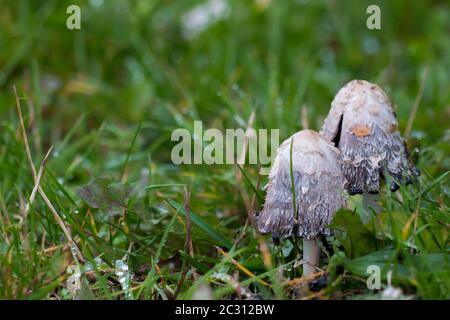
xmin=1 ymin=1 xmax=449 ymax=147
xmin=0 ymin=0 xmax=449 ymax=300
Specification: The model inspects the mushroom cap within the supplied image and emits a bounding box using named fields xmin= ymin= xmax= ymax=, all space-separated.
xmin=320 ymin=80 xmax=418 ymax=195
xmin=256 ymin=130 xmax=346 ymax=240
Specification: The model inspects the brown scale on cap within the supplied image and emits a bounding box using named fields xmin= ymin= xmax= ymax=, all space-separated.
xmin=350 ymin=125 xmax=371 ymax=137
xmin=256 ymin=130 xmax=346 ymax=241
xmin=320 ymin=80 xmax=420 ymax=195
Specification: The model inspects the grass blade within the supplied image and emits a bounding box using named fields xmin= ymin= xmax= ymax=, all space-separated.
xmin=167 ymin=199 xmax=232 ymax=249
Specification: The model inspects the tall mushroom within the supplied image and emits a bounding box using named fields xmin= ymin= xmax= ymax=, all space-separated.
xmin=320 ymin=80 xmax=419 ymax=221
xmin=257 ymin=130 xmax=346 ymax=277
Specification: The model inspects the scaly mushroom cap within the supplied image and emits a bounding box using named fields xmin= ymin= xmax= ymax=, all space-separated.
xmin=320 ymin=80 xmax=419 ymax=195
xmin=256 ymin=130 xmax=346 ymax=241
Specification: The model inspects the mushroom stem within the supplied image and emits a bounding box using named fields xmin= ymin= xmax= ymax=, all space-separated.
xmin=302 ymin=238 xmax=319 ymax=277
xmin=361 ymin=192 xmax=382 ymax=224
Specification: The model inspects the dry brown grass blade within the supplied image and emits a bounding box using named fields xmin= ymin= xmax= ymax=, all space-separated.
xmin=13 ymin=85 xmax=85 ymax=263
xmin=301 ymin=104 xmax=309 ymax=129
xmin=19 ymin=145 xmax=53 ymax=227
xmin=237 ymin=110 xmax=256 ymax=173
xmin=284 ymin=271 xmax=325 ymax=287
xmin=216 ymin=246 xmax=270 ymax=286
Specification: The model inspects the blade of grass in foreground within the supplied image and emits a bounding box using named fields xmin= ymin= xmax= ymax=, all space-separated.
xmin=144 ymin=184 xmax=186 ymax=190
xmin=167 ymin=199 xmax=232 ymax=250
xmin=414 ymin=171 xmax=449 ymax=200
xmin=135 ymin=205 xmax=182 ymax=299
xmin=121 ymin=121 xmax=142 ymax=180
xmin=179 ymin=247 xmax=247 ymax=299
xmin=26 ymin=277 xmax=63 ymax=300
xmin=236 ymin=164 xmax=263 ymax=202
xmin=216 ymin=246 xmax=270 ymax=286
xmin=213 ymin=260 xmax=297 ymax=299
xmin=178 ymin=250 xmax=210 ymax=274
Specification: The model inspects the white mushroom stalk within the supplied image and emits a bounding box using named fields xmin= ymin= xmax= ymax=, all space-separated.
xmin=256 ymin=130 xmax=346 ymax=277
xmin=320 ymin=80 xmax=419 ymax=221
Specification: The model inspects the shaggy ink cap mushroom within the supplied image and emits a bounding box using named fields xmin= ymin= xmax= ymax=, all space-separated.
xmin=256 ymin=130 xmax=346 ymax=241
xmin=320 ymin=80 xmax=420 ymax=195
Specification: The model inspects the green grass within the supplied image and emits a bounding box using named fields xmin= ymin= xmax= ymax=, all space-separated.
xmin=0 ymin=0 xmax=449 ymax=300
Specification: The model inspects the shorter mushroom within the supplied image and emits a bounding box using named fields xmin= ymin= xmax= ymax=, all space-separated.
xmin=257 ymin=130 xmax=346 ymax=276
xmin=320 ymin=80 xmax=419 ymax=221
